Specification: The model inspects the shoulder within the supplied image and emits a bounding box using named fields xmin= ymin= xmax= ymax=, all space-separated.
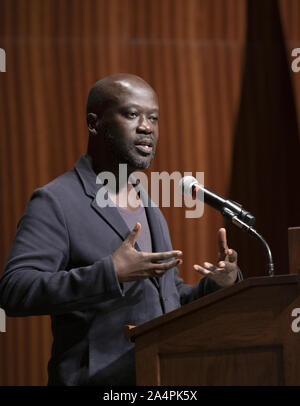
xmin=24 ymin=168 xmax=82 ymax=219
xmin=43 ymin=168 xmax=80 ymax=197
xmin=34 ymin=167 xmax=84 ymax=203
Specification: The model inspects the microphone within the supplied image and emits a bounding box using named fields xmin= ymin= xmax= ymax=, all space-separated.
xmin=179 ymin=176 xmax=274 ymax=277
xmin=179 ymin=176 xmax=255 ymax=226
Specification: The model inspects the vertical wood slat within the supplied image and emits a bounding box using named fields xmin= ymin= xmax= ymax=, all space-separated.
xmin=288 ymin=227 xmax=300 ymax=274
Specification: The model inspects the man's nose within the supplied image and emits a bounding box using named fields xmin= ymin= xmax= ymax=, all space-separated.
xmin=137 ymin=115 xmax=152 ymax=133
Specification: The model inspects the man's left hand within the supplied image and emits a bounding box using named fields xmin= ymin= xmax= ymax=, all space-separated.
xmin=193 ymin=228 xmax=238 ymax=288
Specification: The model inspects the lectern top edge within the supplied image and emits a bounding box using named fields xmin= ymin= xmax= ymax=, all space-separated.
xmin=125 ymin=274 xmax=300 ymax=343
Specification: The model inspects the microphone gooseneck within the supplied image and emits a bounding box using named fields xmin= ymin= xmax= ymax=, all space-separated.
xmin=223 ymin=208 xmax=274 ymax=277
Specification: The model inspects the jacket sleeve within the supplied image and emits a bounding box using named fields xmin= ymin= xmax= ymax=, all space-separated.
xmin=0 ymin=188 xmax=123 ymax=317
xmin=174 ymin=270 xmax=221 ymax=305
xmin=174 ymin=267 xmax=243 ymax=305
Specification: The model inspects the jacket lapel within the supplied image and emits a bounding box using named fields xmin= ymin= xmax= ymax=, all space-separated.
xmin=90 ymin=199 xmax=131 ymax=243
xmin=74 ymin=155 xmax=140 ymax=247
xmin=144 ymin=202 xmax=168 ymax=294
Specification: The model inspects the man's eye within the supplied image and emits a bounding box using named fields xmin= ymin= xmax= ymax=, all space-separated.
xmin=126 ymin=112 xmax=138 ymax=119
xmin=149 ymin=116 xmax=158 ymax=122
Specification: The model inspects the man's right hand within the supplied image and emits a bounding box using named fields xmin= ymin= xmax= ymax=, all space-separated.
xmin=112 ymin=223 xmax=183 ymax=282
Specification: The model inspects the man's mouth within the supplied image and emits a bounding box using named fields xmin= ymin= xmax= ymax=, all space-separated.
xmin=135 ymin=140 xmax=153 ymax=155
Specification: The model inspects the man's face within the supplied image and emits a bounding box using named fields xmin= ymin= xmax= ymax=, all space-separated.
xmin=99 ymin=82 xmax=159 ymax=171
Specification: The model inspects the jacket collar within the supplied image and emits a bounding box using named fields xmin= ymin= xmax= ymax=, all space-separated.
xmin=74 ymin=154 xmax=99 ymax=198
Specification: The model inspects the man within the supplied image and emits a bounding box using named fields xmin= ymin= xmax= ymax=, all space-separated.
xmin=0 ymin=74 xmax=240 ymax=386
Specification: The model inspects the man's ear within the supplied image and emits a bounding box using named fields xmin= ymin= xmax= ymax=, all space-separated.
xmin=87 ymin=113 xmax=99 ymax=135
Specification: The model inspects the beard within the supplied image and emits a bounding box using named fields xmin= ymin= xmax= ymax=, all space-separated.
xmin=104 ymin=131 xmax=157 ymax=172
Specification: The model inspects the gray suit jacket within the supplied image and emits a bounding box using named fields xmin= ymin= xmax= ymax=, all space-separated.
xmin=0 ymin=155 xmax=224 ymax=385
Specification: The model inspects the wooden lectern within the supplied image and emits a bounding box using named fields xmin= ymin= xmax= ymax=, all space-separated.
xmin=125 ymin=227 xmax=300 ymax=386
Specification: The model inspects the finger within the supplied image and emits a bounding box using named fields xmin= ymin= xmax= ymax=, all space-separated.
xmin=217 ymin=261 xmax=226 ymax=268
xmin=151 ymin=258 xmax=182 ymax=271
xmin=203 ymin=262 xmax=215 ymax=270
xmin=218 ymin=228 xmax=228 ymax=260
xmin=148 ymin=250 xmax=183 ymax=262
xmin=228 ymin=249 xmax=238 ymax=263
xmin=193 ymin=264 xmax=211 ymax=276
xmin=126 ymin=223 xmax=141 ymax=247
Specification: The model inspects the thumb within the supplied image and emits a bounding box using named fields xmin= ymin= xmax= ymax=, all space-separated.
xmin=228 ymin=249 xmax=238 ymax=263
xmin=126 ymin=222 xmax=141 ymax=247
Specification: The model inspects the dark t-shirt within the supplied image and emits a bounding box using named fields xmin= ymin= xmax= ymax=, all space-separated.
xmin=117 ymin=205 xmax=152 ymax=253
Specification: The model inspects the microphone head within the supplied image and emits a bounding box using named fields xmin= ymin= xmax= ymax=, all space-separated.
xmin=179 ymin=176 xmax=199 ymax=196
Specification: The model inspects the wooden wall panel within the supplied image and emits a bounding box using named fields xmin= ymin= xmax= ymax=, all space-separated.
xmin=0 ymin=0 xmax=298 ymax=386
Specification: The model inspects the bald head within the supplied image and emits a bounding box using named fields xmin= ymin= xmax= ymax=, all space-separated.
xmin=86 ymin=73 xmax=158 ymax=117
xmin=86 ymin=73 xmax=159 ymax=174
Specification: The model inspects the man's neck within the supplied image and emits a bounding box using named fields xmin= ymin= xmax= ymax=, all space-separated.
xmin=109 ymin=184 xmax=141 ymax=211
xmin=86 ymin=153 xmax=141 ymax=211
